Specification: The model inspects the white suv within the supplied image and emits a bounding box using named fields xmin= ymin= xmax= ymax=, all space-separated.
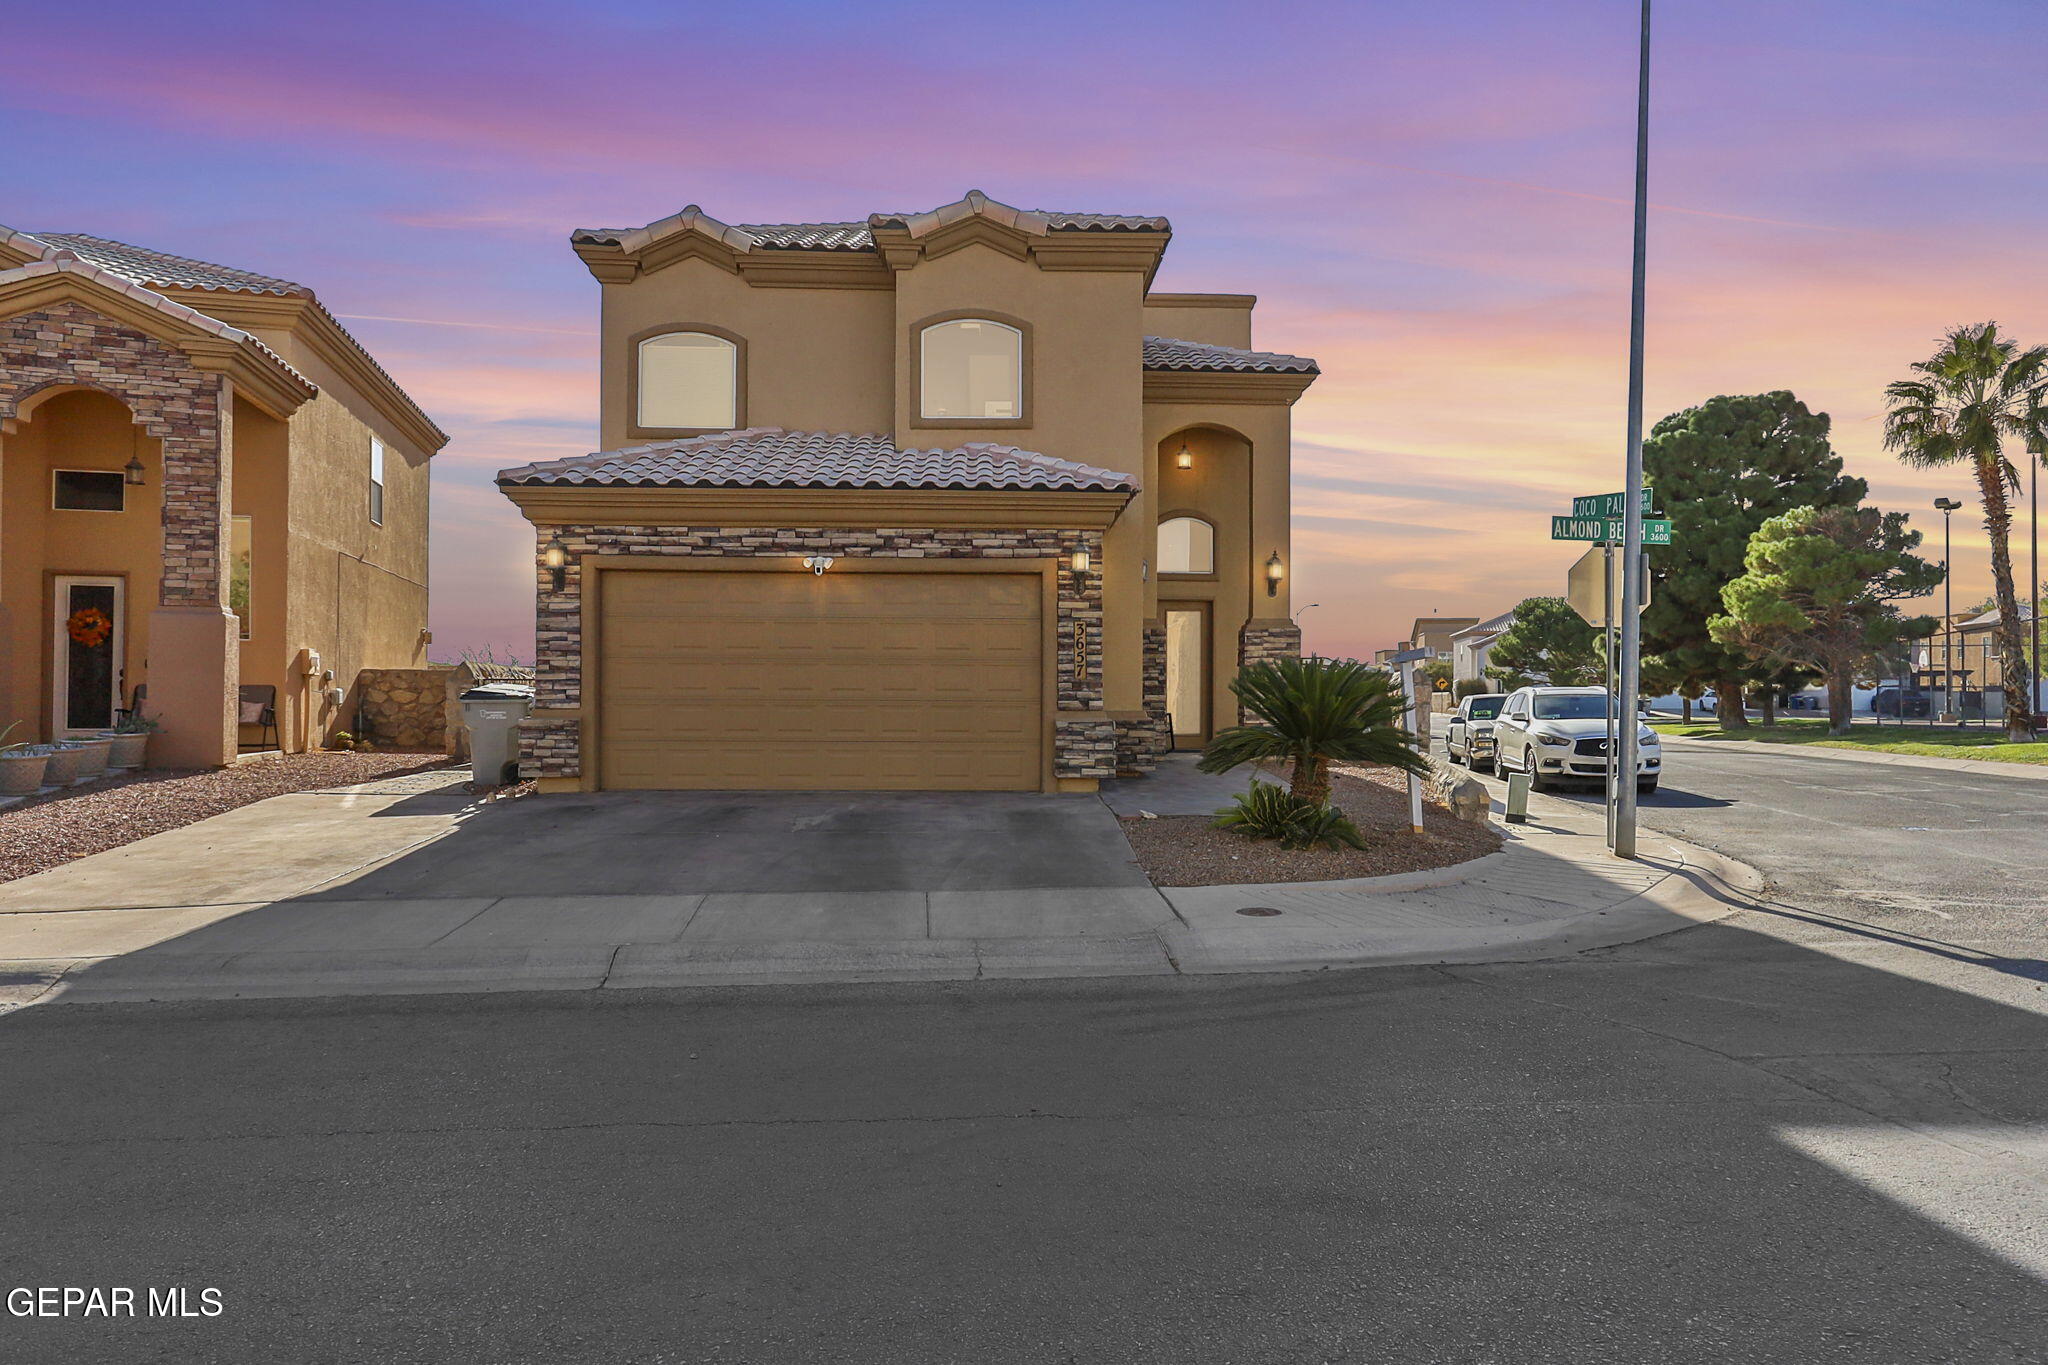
xmin=1493 ymin=686 xmax=1661 ymax=794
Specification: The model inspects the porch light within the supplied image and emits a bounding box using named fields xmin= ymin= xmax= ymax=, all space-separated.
xmin=123 ymin=453 xmax=146 ymax=486
xmin=1175 ymin=442 xmax=1193 ymax=471
xmin=1070 ymin=546 xmax=1091 ymax=575
xmin=1265 ymin=550 xmax=1284 ymax=598
xmin=542 ymin=532 xmax=568 ymax=592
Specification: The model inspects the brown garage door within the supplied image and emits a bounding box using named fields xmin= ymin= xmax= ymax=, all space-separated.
xmin=598 ymin=569 xmax=1043 ymax=791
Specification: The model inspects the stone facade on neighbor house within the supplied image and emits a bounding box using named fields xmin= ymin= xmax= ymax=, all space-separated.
xmin=0 ymin=230 xmax=446 ymax=770
xmin=356 ymin=665 xmax=454 ymax=750
xmin=500 ymin=191 xmax=1317 ymax=795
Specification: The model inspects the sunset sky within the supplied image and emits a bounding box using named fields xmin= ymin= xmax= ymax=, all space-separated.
xmin=8 ymin=0 xmax=2045 ymax=661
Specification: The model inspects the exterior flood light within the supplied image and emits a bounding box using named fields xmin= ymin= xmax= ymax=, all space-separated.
xmin=123 ymin=453 xmax=146 ymax=486
xmin=1265 ymin=550 xmax=1284 ymax=597
xmin=1175 ymin=442 xmax=1193 ymax=471
xmin=542 ymin=532 xmax=568 ymax=591
xmin=803 ymin=555 xmax=836 ymax=575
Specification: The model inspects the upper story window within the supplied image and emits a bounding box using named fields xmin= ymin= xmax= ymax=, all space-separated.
xmin=639 ymin=331 xmax=738 ymax=430
xmin=368 ymin=439 xmax=385 ymax=526
xmin=921 ymin=318 xmax=1022 ymax=419
xmin=1157 ymin=516 xmax=1215 ymax=575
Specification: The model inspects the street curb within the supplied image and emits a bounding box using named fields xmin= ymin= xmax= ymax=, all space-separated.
xmin=1659 ymin=733 xmax=2048 ymax=780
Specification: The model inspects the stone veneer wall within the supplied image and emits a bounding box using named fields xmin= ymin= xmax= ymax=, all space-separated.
xmin=1114 ymin=620 xmax=1173 ymax=773
xmin=357 ymin=665 xmax=454 ymax=749
xmin=0 ymin=301 xmax=228 ymax=605
xmin=520 ymin=525 xmax=1110 ymax=782
xmin=1236 ymin=619 xmax=1304 ymax=722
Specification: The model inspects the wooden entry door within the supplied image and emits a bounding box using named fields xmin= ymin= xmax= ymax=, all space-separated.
xmin=1162 ymin=602 xmax=1211 ymax=749
xmin=52 ymin=575 xmax=124 ymax=737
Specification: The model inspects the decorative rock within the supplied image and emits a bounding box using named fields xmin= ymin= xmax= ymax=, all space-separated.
xmin=1447 ymin=777 xmax=1491 ymax=825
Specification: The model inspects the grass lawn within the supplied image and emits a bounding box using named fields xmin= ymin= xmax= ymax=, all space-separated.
xmin=1652 ymin=718 xmax=2048 ymax=765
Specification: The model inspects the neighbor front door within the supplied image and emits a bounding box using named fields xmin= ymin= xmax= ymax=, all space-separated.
xmin=52 ymin=576 xmax=124 ymax=738
xmin=1162 ymin=602 xmax=1211 ymax=750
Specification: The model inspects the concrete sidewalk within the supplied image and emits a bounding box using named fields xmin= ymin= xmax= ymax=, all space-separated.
xmin=0 ymin=773 xmax=1756 ymax=1007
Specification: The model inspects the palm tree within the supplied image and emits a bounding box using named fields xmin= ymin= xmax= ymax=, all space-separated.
xmin=1884 ymin=323 xmax=2048 ymax=740
xmin=1198 ymin=657 xmax=1427 ymax=805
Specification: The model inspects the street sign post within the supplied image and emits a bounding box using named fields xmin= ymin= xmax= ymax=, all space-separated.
xmin=1572 ymin=488 xmax=1656 ymax=518
xmin=1552 ymin=515 xmax=1671 ymax=545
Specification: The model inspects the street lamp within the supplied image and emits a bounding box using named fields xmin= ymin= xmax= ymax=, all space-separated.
xmin=1935 ymin=497 xmax=1963 ymax=723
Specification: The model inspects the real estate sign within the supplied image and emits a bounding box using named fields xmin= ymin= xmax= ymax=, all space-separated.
xmin=1551 ymin=515 xmax=1672 ymax=545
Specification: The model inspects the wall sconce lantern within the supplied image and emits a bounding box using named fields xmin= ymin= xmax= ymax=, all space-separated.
xmin=1265 ymin=550 xmax=1284 ymax=598
xmin=1174 ymin=442 xmax=1194 ymax=471
xmin=123 ymin=453 xmax=146 ymax=486
xmin=542 ymin=532 xmax=568 ymax=592
xmin=1070 ymin=545 xmax=1091 ymax=579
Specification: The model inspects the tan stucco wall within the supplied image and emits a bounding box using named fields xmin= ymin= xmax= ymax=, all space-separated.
xmin=598 ymin=259 xmax=895 ymax=449
xmin=1142 ymin=293 xmax=1256 ymax=349
xmin=0 ymin=388 xmax=163 ymax=741
xmin=240 ymin=333 xmax=431 ymax=749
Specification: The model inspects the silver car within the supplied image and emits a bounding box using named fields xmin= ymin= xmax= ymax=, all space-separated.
xmin=1444 ymin=693 xmax=1508 ymax=773
xmin=1493 ymin=685 xmax=1661 ymax=794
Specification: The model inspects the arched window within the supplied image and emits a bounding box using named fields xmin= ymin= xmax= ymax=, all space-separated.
xmin=920 ymin=318 xmax=1022 ymax=419
xmin=638 ymin=331 xmax=737 ymax=430
xmin=1157 ymin=516 xmax=1215 ymax=575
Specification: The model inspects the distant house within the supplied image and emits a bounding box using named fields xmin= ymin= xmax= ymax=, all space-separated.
xmin=0 ymin=228 xmax=446 ymax=766
xmin=1405 ymin=616 xmax=1479 ymax=661
xmin=1450 ymin=611 xmax=1515 ymax=683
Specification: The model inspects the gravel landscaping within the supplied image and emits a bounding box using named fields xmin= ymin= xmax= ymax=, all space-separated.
xmin=1119 ymin=764 xmax=1501 ymax=887
xmin=0 ymin=751 xmax=459 ymax=885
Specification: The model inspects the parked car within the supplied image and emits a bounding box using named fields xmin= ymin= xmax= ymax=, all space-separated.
xmin=1492 ymin=685 xmax=1662 ymax=794
xmin=1871 ymin=685 xmax=1932 ymax=719
xmin=1445 ymin=693 xmax=1509 ymax=773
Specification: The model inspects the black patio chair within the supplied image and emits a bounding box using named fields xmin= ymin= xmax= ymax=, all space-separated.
xmin=238 ymin=684 xmax=278 ymax=751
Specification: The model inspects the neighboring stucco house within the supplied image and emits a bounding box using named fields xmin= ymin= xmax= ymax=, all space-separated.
xmin=498 ymin=191 xmax=1318 ymax=793
xmin=1450 ymin=610 xmax=1515 ymax=684
xmin=1406 ymin=616 xmax=1479 ymax=662
xmin=0 ymin=228 xmax=445 ymax=767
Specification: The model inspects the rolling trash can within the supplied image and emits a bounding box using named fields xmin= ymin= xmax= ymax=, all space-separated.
xmin=458 ymin=683 xmax=535 ymax=787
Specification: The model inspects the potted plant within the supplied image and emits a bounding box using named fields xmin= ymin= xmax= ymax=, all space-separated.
xmin=98 ymin=714 xmax=159 ymax=769
xmin=0 ymin=725 xmax=50 ymax=796
xmin=41 ymin=742 xmax=87 ymax=787
xmin=65 ymin=733 xmax=117 ymax=781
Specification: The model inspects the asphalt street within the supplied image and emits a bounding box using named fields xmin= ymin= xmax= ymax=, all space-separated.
xmin=4 ymin=745 xmax=2046 ymax=1363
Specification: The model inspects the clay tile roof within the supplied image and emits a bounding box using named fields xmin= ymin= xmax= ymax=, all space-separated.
xmin=28 ymin=233 xmax=311 ymax=296
xmin=571 ymin=194 xmax=1170 ymax=255
xmin=497 ymin=428 xmax=1137 ymax=494
xmin=1143 ymin=335 xmax=1319 ymax=375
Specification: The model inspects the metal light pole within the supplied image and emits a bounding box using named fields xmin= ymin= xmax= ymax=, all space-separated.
xmin=2032 ymin=457 xmax=2040 ymax=730
xmin=1936 ymin=497 xmax=1961 ymax=724
xmin=1613 ymin=0 xmax=1653 ymax=861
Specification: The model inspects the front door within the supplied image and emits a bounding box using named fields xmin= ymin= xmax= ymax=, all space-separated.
xmin=1162 ymin=602 xmax=1211 ymax=750
xmin=52 ymin=576 xmax=124 ymax=737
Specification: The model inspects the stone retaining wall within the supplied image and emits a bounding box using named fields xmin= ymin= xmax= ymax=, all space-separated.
xmin=357 ymin=666 xmax=454 ymax=749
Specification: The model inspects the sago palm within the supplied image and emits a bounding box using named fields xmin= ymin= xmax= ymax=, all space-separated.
xmin=1198 ymin=656 xmax=1427 ymax=806
xmin=1883 ymin=322 xmax=2048 ymax=739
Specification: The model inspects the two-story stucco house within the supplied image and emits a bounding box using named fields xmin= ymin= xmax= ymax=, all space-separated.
xmin=0 ymin=228 xmax=445 ymax=767
xmin=498 ymin=192 xmax=1317 ymax=794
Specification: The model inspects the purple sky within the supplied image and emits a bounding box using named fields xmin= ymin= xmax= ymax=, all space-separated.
xmin=9 ymin=0 xmax=2045 ymax=660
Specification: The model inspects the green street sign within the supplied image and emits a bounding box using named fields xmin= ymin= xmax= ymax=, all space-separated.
xmin=1552 ymin=515 xmax=1672 ymax=545
xmin=1572 ymin=488 xmax=1656 ymax=518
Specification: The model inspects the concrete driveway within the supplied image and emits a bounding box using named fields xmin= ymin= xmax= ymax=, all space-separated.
xmin=325 ymin=786 xmax=1153 ymax=899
